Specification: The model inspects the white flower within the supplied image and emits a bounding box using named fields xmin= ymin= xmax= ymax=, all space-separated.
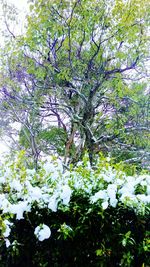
xmin=25 ymin=180 xmax=32 ymax=189
xmin=30 ymin=187 xmax=42 ymax=201
xmin=107 ymin=184 xmax=117 ymax=195
xmin=0 ymin=176 xmax=5 ymax=184
xmin=0 ymin=194 xmax=6 ymax=209
xmin=120 ymin=192 xmax=134 ymax=200
xmin=110 ymin=198 xmax=118 ymax=208
xmin=10 ymin=201 xmax=31 ymax=220
xmin=115 ymin=178 xmax=124 ymax=186
xmin=43 ymin=161 xmax=56 ymax=175
xmin=3 ymin=220 xmax=13 ymax=238
xmin=34 ymin=224 xmax=51 ymax=241
xmin=147 ymin=185 xmax=150 ymax=194
xmin=56 ymin=159 xmax=63 ymax=173
xmin=137 ymin=194 xmax=150 ymax=204
xmin=60 ymin=185 xmax=72 ymax=205
xmin=26 ymin=169 xmax=36 ymax=177
xmin=107 ymin=184 xmax=117 ymax=207
xmin=119 ymin=182 xmax=135 ymax=195
xmin=136 ymin=175 xmax=148 ymax=184
xmin=126 ymin=176 xmax=136 ymax=184
xmin=48 ymin=195 xmax=58 ymax=212
xmin=90 ymin=190 xmax=108 ymax=203
xmin=102 ymin=173 xmax=112 ymax=183
xmin=3 ymin=225 xmax=11 ymax=238
xmin=5 ymin=239 xmax=11 ymax=247
xmin=140 ymin=180 xmax=147 ymax=186
xmin=102 ymin=201 xmax=109 ymax=210
xmin=10 ymin=179 xmax=22 ymax=192
xmin=120 ymin=193 xmax=138 ymax=207
xmin=102 ymin=168 xmax=116 ymax=182
xmin=1 ymin=197 xmax=11 ymax=213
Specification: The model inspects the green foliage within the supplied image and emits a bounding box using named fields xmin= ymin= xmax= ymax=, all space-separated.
xmin=19 ymin=127 xmax=30 ymax=149
xmin=19 ymin=125 xmax=67 ymax=155
xmin=39 ymin=127 xmax=67 ymax=155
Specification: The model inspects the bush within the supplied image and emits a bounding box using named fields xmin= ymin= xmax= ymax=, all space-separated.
xmin=0 ymin=152 xmax=150 ymax=267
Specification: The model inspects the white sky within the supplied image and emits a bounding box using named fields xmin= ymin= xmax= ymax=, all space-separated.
xmin=6 ymin=0 xmax=28 ymax=11
xmin=0 ymin=0 xmax=29 ymax=43
xmin=0 ymin=0 xmax=28 ymax=156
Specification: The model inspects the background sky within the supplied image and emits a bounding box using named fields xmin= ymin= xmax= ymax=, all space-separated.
xmin=0 ymin=0 xmax=28 ymax=155
xmin=8 ymin=0 xmax=28 ymax=10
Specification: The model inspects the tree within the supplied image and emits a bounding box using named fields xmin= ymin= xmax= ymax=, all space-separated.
xmin=0 ymin=0 xmax=150 ymax=167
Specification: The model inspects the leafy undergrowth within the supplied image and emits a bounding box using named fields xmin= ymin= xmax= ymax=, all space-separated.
xmin=0 ymin=152 xmax=150 ymax=267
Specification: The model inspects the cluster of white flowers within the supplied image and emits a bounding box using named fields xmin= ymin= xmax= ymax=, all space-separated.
xmin=90 ymin=172 xmax=150 ymax=211
xmin=34 ymin=224 xmax=51 ymax=241
xmin=0 ymin=155 xmax=150 ymax=246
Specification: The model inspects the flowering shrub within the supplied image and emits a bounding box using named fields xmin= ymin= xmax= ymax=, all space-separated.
xmin=0 ymin=152 xmax=150 ymax=266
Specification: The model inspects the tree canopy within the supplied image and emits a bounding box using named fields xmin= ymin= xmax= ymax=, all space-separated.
xmin=0 ymin=0 xmax=150 ymax=168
